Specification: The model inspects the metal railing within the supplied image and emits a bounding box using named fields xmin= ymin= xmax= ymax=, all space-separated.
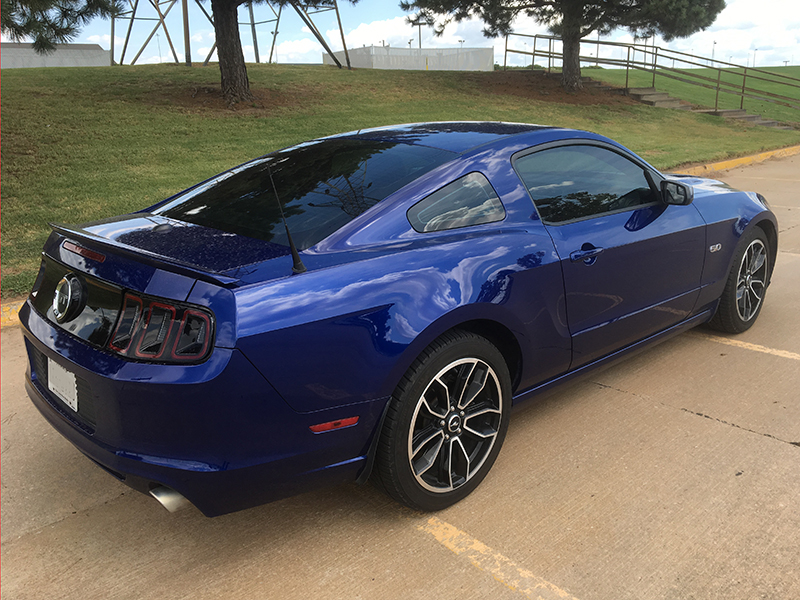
xmin=503 ymin=33 xmax=800 ymax=115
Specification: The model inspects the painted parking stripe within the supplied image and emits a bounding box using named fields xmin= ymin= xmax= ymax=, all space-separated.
xmin=418 ymin=516 xmax=580 ymax=600
xmin=690 ymin=332 xmax=800 ymax=361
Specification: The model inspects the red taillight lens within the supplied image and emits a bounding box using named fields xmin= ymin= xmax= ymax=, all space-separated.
xmin=108 ymin=293 xmax=214 ymax=364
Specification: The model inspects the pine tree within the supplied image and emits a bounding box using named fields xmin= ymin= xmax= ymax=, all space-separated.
xmin=2 ymin=0 xmax=121 ymax=52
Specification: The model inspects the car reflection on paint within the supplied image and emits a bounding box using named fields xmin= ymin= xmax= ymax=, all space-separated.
xmin=20 ymin=122 xmax=777 ymax=516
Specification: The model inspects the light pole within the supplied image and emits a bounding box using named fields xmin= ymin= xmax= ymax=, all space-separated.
xmin=458 ymin=39 xmax=464 ymax=49
xmin=596 ymin=30 xmax=600 ymax=66
xmin=410 ymin=16 xmax=433 ymax=49
xmin=753 ymin=48 xmax=758 ymax=68
xmin=711 ymin=40 xmax=716 ymax=65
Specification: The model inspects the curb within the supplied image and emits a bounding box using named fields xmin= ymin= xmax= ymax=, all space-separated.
xmin=2 ymin=144 xmax=799 ymax=329
xmin=678 ymin=144 xmax=800 ymax=176
xmin=1 ymin=300 xmax=25 ymax=329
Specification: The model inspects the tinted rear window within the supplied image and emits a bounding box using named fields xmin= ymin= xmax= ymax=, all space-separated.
xmin=153 ymin=139 xmax=455 ymax=250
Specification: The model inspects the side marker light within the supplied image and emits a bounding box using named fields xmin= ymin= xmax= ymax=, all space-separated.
xmin=309 ymin=416 xmax=359 ymax=433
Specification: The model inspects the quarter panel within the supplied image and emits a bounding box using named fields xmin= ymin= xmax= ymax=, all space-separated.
xmin=235 ymin=229 xmax=571 ymax=413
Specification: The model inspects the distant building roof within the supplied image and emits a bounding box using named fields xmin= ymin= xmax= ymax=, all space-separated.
xmin=2 ymin=43 xmax=111 ymax=69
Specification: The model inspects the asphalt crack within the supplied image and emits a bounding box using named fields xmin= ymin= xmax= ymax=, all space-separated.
xmin=591 ymin=381 xmax=651 ymax=401
xmin=680 ymin=408 xmax=800 ymax=449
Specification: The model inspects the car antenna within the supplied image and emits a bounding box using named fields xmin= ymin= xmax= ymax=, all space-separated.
xmin=267 ymin=161 xmax=307 ymax=274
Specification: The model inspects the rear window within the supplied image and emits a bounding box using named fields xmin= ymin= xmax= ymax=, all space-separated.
xmin=153 ymin=139 xmax=455 ymax=250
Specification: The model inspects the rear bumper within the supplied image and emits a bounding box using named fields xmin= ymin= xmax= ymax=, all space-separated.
xmin=20 ymin=300 xmax=387 ymax=516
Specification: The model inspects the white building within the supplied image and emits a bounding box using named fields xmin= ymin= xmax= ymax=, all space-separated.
xmin=2 ymin=43 xmax=111 ymax=69
xmin=323 ymin=46 xmax=494 ymax=71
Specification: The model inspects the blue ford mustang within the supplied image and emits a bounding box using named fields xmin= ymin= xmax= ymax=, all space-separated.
xmin=21 ymin=122 xmax=777 ymax=516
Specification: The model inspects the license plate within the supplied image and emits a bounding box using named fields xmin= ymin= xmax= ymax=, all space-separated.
xmin=48 ymin=358 xmax=78 ymax=412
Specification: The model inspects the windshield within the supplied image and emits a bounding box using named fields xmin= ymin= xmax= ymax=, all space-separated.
xmin=153 ymin=138 xmax=456 ymax=250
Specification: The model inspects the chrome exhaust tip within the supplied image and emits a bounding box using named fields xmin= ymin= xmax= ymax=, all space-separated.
xmin=149 ymin=486 xmax=192 ymax=513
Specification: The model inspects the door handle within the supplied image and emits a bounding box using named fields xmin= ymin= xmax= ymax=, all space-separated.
xmin=570 ymin=246 xmax=604 ymax=264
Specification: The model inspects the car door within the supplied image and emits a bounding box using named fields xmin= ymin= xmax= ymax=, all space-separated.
xmin=514 ymin=142 xmax=706 ymax=368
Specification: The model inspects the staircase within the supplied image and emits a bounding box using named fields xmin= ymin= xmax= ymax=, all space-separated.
xmin=691 ymin=108 xmax=793 ymax=130
xmin=623 ymin=87 xmax=793 ymax=130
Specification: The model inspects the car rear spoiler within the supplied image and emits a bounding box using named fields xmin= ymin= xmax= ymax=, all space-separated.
xmin=49 ymin=223 xmax=241 ymax=287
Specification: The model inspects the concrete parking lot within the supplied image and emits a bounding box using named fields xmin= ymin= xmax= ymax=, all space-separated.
xmin=2 ymin=155 xmax=798 ymax=600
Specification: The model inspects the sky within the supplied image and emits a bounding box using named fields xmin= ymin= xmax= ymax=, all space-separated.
xmin=12 ymin=0 xmax=800 ymax=68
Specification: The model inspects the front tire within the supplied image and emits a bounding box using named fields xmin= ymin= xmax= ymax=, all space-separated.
xmin=709 ymin=227 xmax=771 ymax=333
xmin=373 ymin=330 xmax=511 ymax=511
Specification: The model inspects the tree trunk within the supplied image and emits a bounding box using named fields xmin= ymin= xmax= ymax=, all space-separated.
xmin=211 ymin=0 xmax=253 ymax=105
xmin=560 ymin=0 xmax=584 ymax=92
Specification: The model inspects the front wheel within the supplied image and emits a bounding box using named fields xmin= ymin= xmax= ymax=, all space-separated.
xmin=373 ymin=330 xmax=511 ymax=511
xmin=709 ymin=228 xmax=771 ymax=333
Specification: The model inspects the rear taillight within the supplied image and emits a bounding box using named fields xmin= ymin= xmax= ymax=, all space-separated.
xmin=109 ymin=293 xmax=214 ymax=363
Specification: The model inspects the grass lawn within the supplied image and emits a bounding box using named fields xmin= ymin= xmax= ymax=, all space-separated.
xmin=584 ymin=65 xmax=800 ymax=125
xmin=3 ymin=63 xmax=800 ymax=299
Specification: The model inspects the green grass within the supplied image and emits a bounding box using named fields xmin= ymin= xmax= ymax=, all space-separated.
xmin=584 ymin=65 xmax=800 ymax=125
xmin=3 ymin=63 xmax=800 ymax=299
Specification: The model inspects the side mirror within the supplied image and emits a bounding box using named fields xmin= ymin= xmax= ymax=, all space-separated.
xmin=661 ymin=180 xmax=694 ymax=206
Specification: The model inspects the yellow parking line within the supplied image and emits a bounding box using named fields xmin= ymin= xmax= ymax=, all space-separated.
xmin=1 ymin=301 xmax=24 ymax=329
xmin=690 ymin=332 xmax=800 ymax=361
xmin=418 ymin=516 xmax=580 ymax=600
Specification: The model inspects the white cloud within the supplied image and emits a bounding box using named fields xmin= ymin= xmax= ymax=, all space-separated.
xmin=197 ymin=46 xmax=217 ymax=61
xmin=86 ymin=33 xmax=124 ymax=50
xmin=140 ymin=54 xmax=165 ymax=64
xmin=191 ymin=31 xmax=215 ymax=43
xmin=637 ymin=0 xmax=798 ymax=67
xmin=274 ymin=37 xmax=320 ymax=62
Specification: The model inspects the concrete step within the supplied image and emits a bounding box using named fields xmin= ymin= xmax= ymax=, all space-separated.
xmin=644 ymin=99 xmax=687 ymax=109
xmin=630 ymin=90 xmax=669 ymax=99
xmin=726 ymin=114 xmax=762 ymax=122
xmin=627 ymin=87 xmax=657 ymax=94
xmin=717 ymin=109 xmax=748 ymax=117
xmin=635 ymin=93 xmax=672 ymax=103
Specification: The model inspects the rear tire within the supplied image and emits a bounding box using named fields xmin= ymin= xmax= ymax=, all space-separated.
xmin=708 ymin=228 xmax=770 ymax=334
xmin=373 ymin=330 xmax=511 ymax=511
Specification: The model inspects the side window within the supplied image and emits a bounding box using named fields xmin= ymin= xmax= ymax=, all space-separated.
xmin=407 ymin=172 xmax=506 ymax=233
xmin=514 ymin=145 xmax=658 ymax=224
